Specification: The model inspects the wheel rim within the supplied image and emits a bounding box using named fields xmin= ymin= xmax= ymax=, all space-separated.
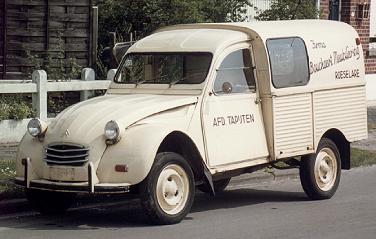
xmin=314 ymin=147 xmax=338 ymax=191
xmin=156 ymin=164 xmax=190 ymax=215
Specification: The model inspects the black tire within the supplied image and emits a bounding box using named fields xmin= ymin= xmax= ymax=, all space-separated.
xmin=139 ymin=152 xmax=195 ymax=225
xmin=197 ymin=177 xmax=231 ymax=194
xmin=300 ymin=138 xmax=341 ymax=200
xmin=26 ymin=189 xmax=76 ymax=215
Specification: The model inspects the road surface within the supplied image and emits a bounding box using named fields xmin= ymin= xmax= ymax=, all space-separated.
xmin=0 ymin=166 xmax=375 ymax=239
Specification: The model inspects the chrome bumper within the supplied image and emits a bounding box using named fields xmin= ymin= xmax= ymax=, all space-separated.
xmin=15 ymin=157 xmax=130 ymax=193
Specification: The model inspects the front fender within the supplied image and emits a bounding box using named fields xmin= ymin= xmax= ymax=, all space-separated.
xmin=97 ymin=124 xmax=175 ymax=185
xmin=15 ymin=133 xmax=44 ymax=179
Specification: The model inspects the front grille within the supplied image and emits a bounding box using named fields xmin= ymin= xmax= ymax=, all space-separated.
xmin=45 ymin=144 xmax=89 ymax=166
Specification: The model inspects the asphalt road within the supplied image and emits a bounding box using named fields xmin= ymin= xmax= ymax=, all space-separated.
xmin=0 ymin=166 xmax=375 ymax=239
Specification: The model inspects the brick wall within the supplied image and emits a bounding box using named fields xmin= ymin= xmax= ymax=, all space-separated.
xmin=320 ymin=0 xmax=330 ymax=19
xmin=365 ymin=57 xmax=376 ymax=73
xmin=321 ymin=0 xmax=376 ymax=74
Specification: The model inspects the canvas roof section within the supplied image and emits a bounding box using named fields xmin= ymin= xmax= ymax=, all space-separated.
xmin=156 ymin=20 xmax=358 ymax=43
xmin=128 ymin=28 xmax=250 ymax=53
xmin=129 ymin=20 xmax=358 ymax=54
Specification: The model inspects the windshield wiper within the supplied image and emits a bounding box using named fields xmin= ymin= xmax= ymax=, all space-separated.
xmin=169 ymin=75 xmax=192 ymax=88
xmin=135 ymin=79 xmax=146 ymax=86
xmin=169 ymin=72 xmax=203 ymax=88
xmin=169 ymin=78 xmax=182 ymax=87
xmin=134 ymin=75 xmax=168 ymax=87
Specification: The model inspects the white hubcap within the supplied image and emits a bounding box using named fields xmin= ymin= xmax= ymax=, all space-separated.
xmin=156 ymin=164 xmax=189 ymax=215
xmin=314 ymin=147 xmax=337 ymax=191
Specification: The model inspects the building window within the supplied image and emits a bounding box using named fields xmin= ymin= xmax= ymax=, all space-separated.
xmin=329 ymin=0 xmax=340 ymax=21
xmin=266 ymin=37 xmax=309 ymax=88
xmin=357 ymin=3 xmax=370 ymax=19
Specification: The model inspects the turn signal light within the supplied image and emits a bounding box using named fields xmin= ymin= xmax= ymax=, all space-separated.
xmin=115 ymin=164 xmax=128 ymax=172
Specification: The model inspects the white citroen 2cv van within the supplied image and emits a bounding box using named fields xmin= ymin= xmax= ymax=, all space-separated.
xmin=15 ymin=20 xmax=367 ymax=224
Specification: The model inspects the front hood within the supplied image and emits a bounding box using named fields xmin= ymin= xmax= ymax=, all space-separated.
xmin=45 ymin=94 xmax=198 ymax=145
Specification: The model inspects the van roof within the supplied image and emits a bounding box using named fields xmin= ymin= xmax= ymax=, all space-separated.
xmin=129 ymin=28 xmax=250 ymax=53
xmin=128 ymin=20 xmax=357 ymax=53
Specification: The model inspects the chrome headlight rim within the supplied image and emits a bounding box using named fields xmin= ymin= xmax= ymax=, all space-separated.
xmin=27 ymin=118 xmax=47 ymax=137
xmin=104 ymin=120 xmax=122 ymax=144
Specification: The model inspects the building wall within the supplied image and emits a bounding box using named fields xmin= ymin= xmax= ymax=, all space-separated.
xmin=320 ymin=0 xmax=330 ymax=19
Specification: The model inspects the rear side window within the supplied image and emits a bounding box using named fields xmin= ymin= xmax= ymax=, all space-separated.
xmin=266 ymin=38 xmax=309 ymax=88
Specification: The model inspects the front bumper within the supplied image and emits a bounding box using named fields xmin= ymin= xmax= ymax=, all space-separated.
xmin=15 ymin=158 xmax=130 ymax=193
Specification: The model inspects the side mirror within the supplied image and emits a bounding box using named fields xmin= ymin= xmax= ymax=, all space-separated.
xmin=222 ymin=82 xmax=233 ymax=94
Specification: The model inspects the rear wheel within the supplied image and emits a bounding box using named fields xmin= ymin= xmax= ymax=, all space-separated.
xmin=197 ymin=177 xmax=231 ymax=194
xmin=26 ymin=189 xmax=76 ymax=215
xmin=140 ymin=152 xmax=195 ymax=225
xmin=300 ymin=138 xmax=341 ymax=200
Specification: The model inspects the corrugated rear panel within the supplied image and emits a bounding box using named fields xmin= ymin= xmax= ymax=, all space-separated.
xmin=313 ymin=86 xmax=367 ymax=144
xmin=273 ymin=93 xmax=313 ymax=158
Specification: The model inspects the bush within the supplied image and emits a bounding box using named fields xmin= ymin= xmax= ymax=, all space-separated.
xmin=0 ymin=95 xmax=33 ymax=120
xmin=0 ymin=103 xmax=11 ymax=120
xmin=255 ymin=0 xmax=318 ymax=20
xmin=95 ymin=0 xmax=251 ymax=46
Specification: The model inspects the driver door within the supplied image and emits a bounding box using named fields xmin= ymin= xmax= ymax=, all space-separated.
xmin=202 ymin=48 xmax=269 ymax=167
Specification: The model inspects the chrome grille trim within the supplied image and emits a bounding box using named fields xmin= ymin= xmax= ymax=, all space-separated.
xmin=45 ymin=159 xmax=89 ymax=164
xmin=45 ymin=147 xmax=88 ymax=153
xmin=45 ymin=153 xmax=89 ymax=159
xmin=45 ymin=144 xmax=89 ymax=166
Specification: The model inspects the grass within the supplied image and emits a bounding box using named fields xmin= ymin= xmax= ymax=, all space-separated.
xmin=368 ymin=122 xmax=376 ymax=131
xmin=0 ymin=159 xmax=16 ymax=181
xmin=350 ymin=148 xmax=376 ymax=168
xmin=0 ymin=159 xmax=24 ymax=200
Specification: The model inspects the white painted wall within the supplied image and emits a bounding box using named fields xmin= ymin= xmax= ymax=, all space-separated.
xmin=0 ymin=119 xmax=29 ymax=144
xmin=370 ymin=0 xmax=376 ymax=37
xmin=369 ymin=0 xmax=376 ymax=52
xmin=366 ymin=74 xmax=376 ymax=103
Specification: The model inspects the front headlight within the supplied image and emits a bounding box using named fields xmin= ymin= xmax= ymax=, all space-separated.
xmin=27 ymin=118 xmax=47 ymax=137
xmin=104 ymin=120 xmax=123 ymax=144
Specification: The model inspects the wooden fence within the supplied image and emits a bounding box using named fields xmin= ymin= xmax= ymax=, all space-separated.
xmin=0 ymin=68 xmax=113 ymax=120
xmin=0 ymin=0 xmax=5 ymax=78
xmin=0 ymin=68 xmax=113 ymax=144
xmin=0 ymin=0 xmax=98 ymax=79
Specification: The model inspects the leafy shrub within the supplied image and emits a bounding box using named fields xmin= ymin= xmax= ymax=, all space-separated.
xmin=95 ymin=0 xmax=251 ymax=46
xmin=255 ymin=0 xmax=318 ymax=20
xmin=0 ymin=95 xmax=33 ymax=120
xmin=0 ymin=103 xmax=11 ymax=120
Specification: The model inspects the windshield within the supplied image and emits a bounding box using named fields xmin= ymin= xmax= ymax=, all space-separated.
xmin=115 ymin=52 xmax=212 ymax=85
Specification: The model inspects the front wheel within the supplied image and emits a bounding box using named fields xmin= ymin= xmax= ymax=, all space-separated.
xmin=300 ymin=138 xmax=341 ymax=200
xmin=139 ymin=152 xmax=195 ymax=225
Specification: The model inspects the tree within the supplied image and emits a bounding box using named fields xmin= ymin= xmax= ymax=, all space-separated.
xmin=255 ymin=0 xmax=318 ymax=21
xmin=95 ymin=0 xmax=250 ymax=46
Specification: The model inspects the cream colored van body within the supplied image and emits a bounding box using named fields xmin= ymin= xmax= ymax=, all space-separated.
xmin=15 ymin=20 xmax=367 ymax=224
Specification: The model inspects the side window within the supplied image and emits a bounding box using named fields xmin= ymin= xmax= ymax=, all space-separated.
xmin=213 ymin=49 xmax=256 ymax=95
xmin=266 ymin=37 xmax=309 ymax=88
